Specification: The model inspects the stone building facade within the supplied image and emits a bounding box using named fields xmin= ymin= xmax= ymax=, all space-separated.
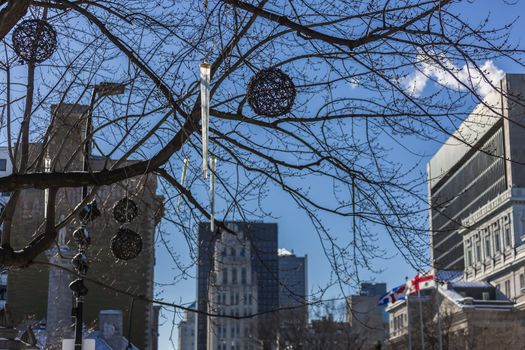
xmin=4 ymin=104 xmax=162 ymax=349
xmin=178 ymin=303 xmax=196 ymax=350
xmin=196 ymin=222 xmax=278 ymax=350
xmin=387 ymin=283 xmax=523 ymax=350
xmin=206 ymin=229 xmax=260 ymax=350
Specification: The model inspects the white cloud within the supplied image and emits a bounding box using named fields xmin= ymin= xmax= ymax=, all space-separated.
xmin=402 ymin=53 xmax=504 ymax=98
xmin=278 ymin=248 xmax=293 ymax=256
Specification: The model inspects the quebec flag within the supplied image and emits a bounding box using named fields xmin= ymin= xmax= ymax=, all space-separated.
xmin=377 ymin=284 xmax=406 ymax=305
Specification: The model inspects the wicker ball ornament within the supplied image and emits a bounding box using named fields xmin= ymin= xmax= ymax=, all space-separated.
xmin=246 ymin=68 xmax=296 ymax=117
xmin=12 ymin=19 xmax=57 ymax=63
xmin=110 ymin=228 xmax=142 ymax=260
xmin=112 ymin=197 xmax=138 ymax=223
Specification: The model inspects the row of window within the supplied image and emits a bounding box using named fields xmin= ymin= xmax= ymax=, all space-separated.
xmin=217 ymin=293 xmax=254 ymax=306
xmin=221 ymin=246 xmax=247 ymax=257
xmin=221 ymin=267 xmax=249 ymax=285
xmin=495 ymin=273 xmax=525 ymax=298
xmin=391 ymin=313 xmax=407 ymax=331
xmin=465 ymin=215 xmax=512 ymax=266
xmin=215 ymin=322 xmax=253 ymax=339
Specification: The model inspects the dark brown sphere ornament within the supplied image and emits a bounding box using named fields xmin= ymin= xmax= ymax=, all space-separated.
xmin=12 ymin=19 xmax=57 ymax=63
xmin=72 ymin=227 xmax=91 ymax=248
xmin=110 ymin=228 xmax=142 ymax=260
xmin=71 ymin=252 xmax=89 ymax=275
xmin=112 ymin=197 xmax=138 ymax=223
xmin=246 ymin=68 xmax=296 ymax=117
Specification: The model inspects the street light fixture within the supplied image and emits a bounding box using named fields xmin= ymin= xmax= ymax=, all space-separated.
xmin=70 ymin=82 xmax=125 ymax=350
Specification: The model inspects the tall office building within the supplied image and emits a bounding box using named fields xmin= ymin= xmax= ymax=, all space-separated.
xmin=178 ymin=302 xmax=197 ymax=350
xmin=278 ymin=249 xmax=307 ymax=309
xmin=429 ymin=73 xmax=525 ymax=295
xmin=196 ymin=222 xmax=278 ymax=350
xmin=3 ymin=104 xmax=162 ymax=349
xmin=428 ymin=76 xmax=514 ymax=271
xmin=277 ymin=250 xmax=308 ymax=349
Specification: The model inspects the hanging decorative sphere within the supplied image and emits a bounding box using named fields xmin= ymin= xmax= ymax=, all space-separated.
xmin=72 ymin=227 xmax=91 ymax=247
xmin=246 ymin=68 xmax=296 ymax=117
xmin=12 ymin=19 xmax=57 ymax=63
xmin=69 ymin=278 xmax=88 ymax=296
xmin=112 ymin=197 xmax=138 ymax=223
xmin=78 ymin=200 xmax=101 ymax=223
xmin=110 ymin=228 xmax=142 ymax=260
xmin=71 ymin=252 xmax=89 ymax=275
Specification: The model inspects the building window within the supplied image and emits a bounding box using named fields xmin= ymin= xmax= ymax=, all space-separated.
xmin=485 ymin=235 xmax=491 ymax=258
xmin=520 ymin=274 xmax=525 ymax=290
xmin=241 ymin=268 xmax=247 ymax=284
xmin=504 ymin=225 xmax=512 ymax=247
xmin=495 ymin=231 xmax=501 ymax=253
xmin=475 ymin=241 xmax=482 ymax=262
xmin=222 ymin=269 xmax=228 ymax=284
xmin=240 ymin=247 xmax=245 ymax=257
xmin=466 ymin=248 xmax=473 ymax=266
xmin=231 ymin=248 xmax=236 ymax=256
xmin=505 ymin=280 xmax=511 ymax=297
xmin=232 ymin=268 xmax=237 ymax=284
xmin=0 ymin=159 xmax=6 ymax=172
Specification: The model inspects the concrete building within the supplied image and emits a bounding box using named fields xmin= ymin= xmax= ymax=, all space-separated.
xmin=346 ymin=282 xmax=387 ymax=349
xmin=387 ymin=282 xmax=521 ymax=350
xmin=0 ymin=147 xmax=10 ymax=311
xmin=178 ymin=303 xmax=196 ymax=350
xmin=428 ymin=74 xmax=525 ymax=271
xmin=207 ymin=229 xmax=260 ymax=350
xmin=3 ymin=104 xmax=162 ymax=349
xmin=428 ymin=74 xmax=525 ymax=297
xmin=196 ymin=222 xmax=278 ymax=350
xmin=277 ymin=249 xmax=308 ymax=348
xmin=387 ymin=74 xmax=525 ymax=348
xmin=278 ymin=249 xmax=307 ymax=309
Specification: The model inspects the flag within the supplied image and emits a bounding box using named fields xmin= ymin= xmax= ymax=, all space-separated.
xmin=407 ymin=272 xmax=435 ymax=295
xmin=377 ymin=284 xmax=407 ymax=305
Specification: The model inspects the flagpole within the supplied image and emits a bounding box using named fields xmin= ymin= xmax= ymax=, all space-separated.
xmin=418 ymin=288 xmax=425 ymax=349
xmin=407 ymin=295 xmax=412 ymax=350
xmin=436 ymin=284 xmax=443 ymax=350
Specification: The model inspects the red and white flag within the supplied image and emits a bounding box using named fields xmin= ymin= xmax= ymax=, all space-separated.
xmin=407 ymin=272 xmax=435 ymax=295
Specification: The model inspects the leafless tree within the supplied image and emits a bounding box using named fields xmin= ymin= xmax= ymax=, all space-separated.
xmin=0 ymin=0 xmax=523 ymax=328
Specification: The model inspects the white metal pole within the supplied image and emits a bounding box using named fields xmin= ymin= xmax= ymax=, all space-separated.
xmin=407 ymin=296 xmax=412 ymax=350
xmin=436 ymin=287 xmax=443 ymax=350
xmin=418 ymin=288 xmax=425 ymax=349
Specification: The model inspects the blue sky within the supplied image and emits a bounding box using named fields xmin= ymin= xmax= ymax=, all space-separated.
xmin=151 ymin=1 xmax=525 ymax=348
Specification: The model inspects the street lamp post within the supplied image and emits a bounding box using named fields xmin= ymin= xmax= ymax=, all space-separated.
xmin=70 ymin=82 xmax=125 ymax=350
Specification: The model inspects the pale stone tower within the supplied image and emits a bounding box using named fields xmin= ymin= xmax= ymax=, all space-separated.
xmin=207 ymin=227 xmax=260 ymax=350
